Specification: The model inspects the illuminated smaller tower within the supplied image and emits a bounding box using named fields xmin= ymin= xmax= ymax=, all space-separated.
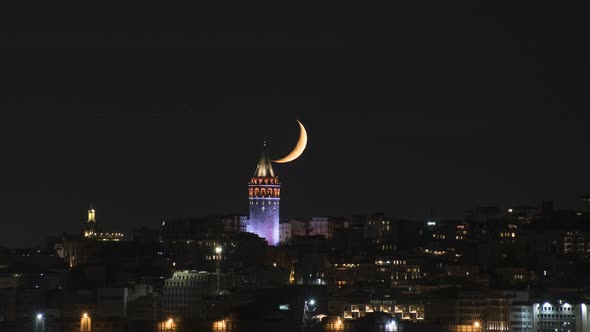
xmin=84 ymin=203 xmax=97 ymax=238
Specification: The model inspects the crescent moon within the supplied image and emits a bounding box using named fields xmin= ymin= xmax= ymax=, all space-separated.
xmin=273 ymin=120 xmax=308 ymax=163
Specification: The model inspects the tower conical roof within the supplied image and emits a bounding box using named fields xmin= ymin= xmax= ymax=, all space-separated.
xmin=253 ymin=143 xmax=276 ymax=178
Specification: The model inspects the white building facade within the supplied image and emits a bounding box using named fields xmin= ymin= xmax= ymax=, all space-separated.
xmin=531 ymin=301 xmax=589 ymax=332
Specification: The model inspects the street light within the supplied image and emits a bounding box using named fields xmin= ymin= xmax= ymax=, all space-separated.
xmin=165 ymin=318 xmax=175 ymax=331
xmin=385 ymin=320 xmax=397 ymax=332
xmin=303 ymin=299 xmax=318 ymax=331
xmin=81 ymin=312 xmax=91 ymax=332
xmin=213 ymin=319 xmax=227 ymax=332
xmin=34 ymin=313 xmax=45 ymax=332
xmin=215 ymin=246 xmax=223 ymax=293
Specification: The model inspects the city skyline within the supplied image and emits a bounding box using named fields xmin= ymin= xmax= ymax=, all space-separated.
xmin=1 ymin=109 xmax=589 ymax=248
xmin=1 ymin=3 xmax=589 ymax=250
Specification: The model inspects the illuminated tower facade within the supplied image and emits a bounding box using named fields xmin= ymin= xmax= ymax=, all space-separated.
xmin=248 ymin=144 xmax=280 ymax=246
xmin=84 ymin=203 xmax=97 ymax=238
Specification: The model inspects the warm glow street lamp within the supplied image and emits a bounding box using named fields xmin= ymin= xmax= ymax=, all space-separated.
xmin=212 ymin=319 xmax=227 ymax=332
xmin=159 ymin=318 xmax=176 ymax=331
xmin=81 ymin=312 xmax=91 ymax=331
xmin=157 ymin=317 xmax=177 ymax=332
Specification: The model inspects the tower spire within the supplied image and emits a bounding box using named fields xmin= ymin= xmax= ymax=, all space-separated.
xmin=85 ymin=203 xmax=97 ymax=238
xmin=88 ymin=203 xmax=96 ymax=223
xmin=254 ymin=142 xmax=276 ymax=178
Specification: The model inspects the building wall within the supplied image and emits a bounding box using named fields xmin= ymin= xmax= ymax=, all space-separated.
xmin=339 ymin=301 xmax=425 ymax=322
xmin=309 ymin=217 xmax=329 ymax=238
xmin=509 ymin=304 xmax=533 ymax=332
xmin=248 ymin=198 xmax=280 ymax=246
xmin=0 ymin=275 xmax=17 ymax=321
xmin=222 ymin=215 xmax=248 ymax=233
xmin=280 ymin=223 xmax=292 ymax=243
xmin=290 ymin=220 xmax=308 ymax=237
xmin=532 ymin=301 xmax=587 ymax=332
xmin=363 ymin=215 xmax=396 ymax=255
xmin=485 ymin=298 xmax=510 ymax=331
xmin=163 ymin=271 xmax=210 ymax=318
xmin=364 ymin=215 xmax=393 ymax=240
xmin=97 ymin=288 xmax=128 ymax=318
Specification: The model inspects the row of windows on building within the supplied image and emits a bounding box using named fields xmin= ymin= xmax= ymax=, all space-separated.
xmin=538 ymin=306 xmax=575 ymax=311
xmin=165 ymin=281 xmax=206 ymax=286
xmin=249 ymin=200 xmax=279 ymax=205
xmin=334 ymin=263 xmax=360 ymax=268
xmin=537 ymin=314 xmax=575 ymax=319
xmin=376 ymin=267 xmax=420 ymax=274
xmin=374 ymin=260 xmax=409 ymax=265
xmin=500 ymin=232 xmax=516 ymax=238
xmin=170 ymin=275 xmax=209 ymax=281
xmin=366 ymin=220 xmax=392 ymax=225
xmin=248 ymin=188 xmax=280 ymax=197
xmin=536 ymin=320 xmax=574 ymax=326
xmin=342 ymin=304 xmax=425 ymax=321
xmin=249 ymin=177 xmax=279 ymax=184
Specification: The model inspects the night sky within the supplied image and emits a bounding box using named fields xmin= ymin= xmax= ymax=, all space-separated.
xmin=0 ymin=1 xmax=588 ymax=247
